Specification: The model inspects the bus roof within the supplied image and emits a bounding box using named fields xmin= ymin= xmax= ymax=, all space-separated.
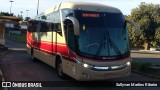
xmin=44 ymin=2 xmax=122 ymax=15
xmin=60 ymin=2 xmax=121 ymax=13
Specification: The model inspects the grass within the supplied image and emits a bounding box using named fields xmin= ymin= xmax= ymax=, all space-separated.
xmin=7 ymin=34 xmax=26 ymax=43
xmin=131 ymin=62 xmax=160 ymax=78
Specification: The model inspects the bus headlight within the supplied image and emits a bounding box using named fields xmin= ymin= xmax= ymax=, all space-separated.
xmin=126 ymin=61 xmax=131 ymax=66
xmin=75 ymin=58 xmax=94 ymax=69
xmin=83 ymin=63 xmax=88 ymax=68
xmin=83 ymin=63 xmax=94 ymax=69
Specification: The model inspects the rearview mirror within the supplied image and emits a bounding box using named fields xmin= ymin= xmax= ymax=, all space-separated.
xmin=66 ymin=16 xmax=79 ymax=35
xmin=126 ymin=20 xmax=140 ymax=37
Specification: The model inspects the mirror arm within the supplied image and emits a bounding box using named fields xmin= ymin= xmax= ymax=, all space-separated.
xmin=126 ymin=20 xmax=140 ymax=37
xmin=66 ymin=17 xmax=79 ymax=35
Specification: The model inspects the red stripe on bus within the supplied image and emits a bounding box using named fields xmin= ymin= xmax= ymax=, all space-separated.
xmin=29 ymin=41 xmax=76 ymax=63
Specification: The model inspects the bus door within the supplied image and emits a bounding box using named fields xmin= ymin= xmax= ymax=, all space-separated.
xmin=62 ymin=9 xmax=77 ymax=61
xmin=53 ymin=11 xmax=63 ymax=54
xmin=64 ymin=19 xmax=76 ymax=61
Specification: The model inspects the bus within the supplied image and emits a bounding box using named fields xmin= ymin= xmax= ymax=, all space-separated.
xmin=26 ymin=2 xmax=139 ymax=81
xmin=19 ymin=21 xmax=28 ymax=30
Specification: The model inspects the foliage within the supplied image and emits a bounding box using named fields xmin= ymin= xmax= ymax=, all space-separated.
xmin=127 ymin=2 xmax=160 ymax=48
xmin=0 ymin=12 xmax=13 ymax=16
xmin=155 ymin=28 xmax=160 ymax=41
xmin=7 ymin=34 xmax=26 ymax=43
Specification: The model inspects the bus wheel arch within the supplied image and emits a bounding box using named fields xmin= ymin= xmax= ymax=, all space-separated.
xmin=55 ymin=55 xmax=65 ymax=79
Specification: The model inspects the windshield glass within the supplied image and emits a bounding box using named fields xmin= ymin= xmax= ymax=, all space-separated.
xmin=74 ymin=10 xmax=130 ymax=59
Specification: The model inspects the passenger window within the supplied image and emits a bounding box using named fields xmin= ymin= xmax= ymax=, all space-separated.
xmin=53 ymin=11 xmax=62 ymax=35
xmin=40 ymin=22 xmax=49 ymax=32
xmin=28 ymin=20 xmax=39 ymax=32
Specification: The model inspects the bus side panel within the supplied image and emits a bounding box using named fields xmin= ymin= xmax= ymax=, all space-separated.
xmin=34 ymin=49 xmax=56 ymax=68
xmin=39 ymin=32 xmax=54 ymax=54
xmin=56 ymin=30 xmax=76 ymax=77
xmin=56 ymin=35 xmax=77 ymax=78
xmin=58 ymin=9 xmax=78 ymax=78
xmin=26 ymin=31 xmax=32 ymax=55
xmin=34 ymin=31 xmax=57 ymax=68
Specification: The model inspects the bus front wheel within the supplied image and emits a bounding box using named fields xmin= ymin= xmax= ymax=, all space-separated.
xmin=56 ymin=58 xmax=65 ymax=79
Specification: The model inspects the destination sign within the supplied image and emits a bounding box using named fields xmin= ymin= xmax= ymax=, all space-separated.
xmin=82 ymin=13 xmax=99 ymax=17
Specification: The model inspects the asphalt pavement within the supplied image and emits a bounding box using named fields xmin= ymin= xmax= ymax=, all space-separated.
xmin=131 ymin=50 xmax=160 ymax=65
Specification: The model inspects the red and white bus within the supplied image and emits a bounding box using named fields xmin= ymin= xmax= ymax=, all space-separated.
xmin=26 ymin=2 xmax=139 ymax=81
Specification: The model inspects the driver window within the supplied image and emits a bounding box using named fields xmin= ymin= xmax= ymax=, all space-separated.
xmin=64 ymin=19 xmax=75 ymax=51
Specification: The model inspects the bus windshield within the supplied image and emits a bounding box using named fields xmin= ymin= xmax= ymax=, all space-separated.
xmin=74 ymin=10 xmax=130 ymax=59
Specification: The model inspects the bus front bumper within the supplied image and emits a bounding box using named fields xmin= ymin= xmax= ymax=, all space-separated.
xmin=74 ymin=62 xmax=131 ymax=81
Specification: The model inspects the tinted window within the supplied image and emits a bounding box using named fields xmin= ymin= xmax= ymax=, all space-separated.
xmin=62 ymin=9 xmax=75 ymax=51
xmin=40 ymin=22 xmax=49 ymax=32
xmin=53 ymin=11 xmax=62 ymax=33
xmin=28 ymin=20 xmax=39 ymax=32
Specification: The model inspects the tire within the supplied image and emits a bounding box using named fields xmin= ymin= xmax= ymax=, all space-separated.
xmin=56 ymin=58 xmax=65 ymax=79
xmin=31 ymin=48 xmax=38 ymax=62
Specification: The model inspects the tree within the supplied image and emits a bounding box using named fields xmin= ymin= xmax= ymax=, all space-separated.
xmin=0 ymin=12 xmax=13 ymax=16
xmin=127 ymin=2 xmax=160 ymax=49
xmin=155 ymin=28 xmax=160 ymax=46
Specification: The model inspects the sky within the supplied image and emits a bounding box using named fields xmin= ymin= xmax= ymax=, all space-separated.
xmin=0 ymin=0 xmax=159 ymax=18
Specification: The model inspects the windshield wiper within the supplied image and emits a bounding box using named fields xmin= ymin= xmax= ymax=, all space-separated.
xmin=107 ymin=32 xmax=122 ymax=56
xmin=95 ymin=13 xmax=122 ymax=59
xmin=95 ymin=31 xmax=122 ymax=59
xmin=94 ymin=33 xmax=108 ymax=59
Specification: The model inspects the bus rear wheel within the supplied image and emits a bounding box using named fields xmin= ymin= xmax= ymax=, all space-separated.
xmin=31 ymin=48 xmax=38 ymax=62
xmin=56 ymin=58 xmax=65 ymax=79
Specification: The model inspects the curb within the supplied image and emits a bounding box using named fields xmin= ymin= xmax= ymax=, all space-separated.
xmin=132 ymin=70 xmax=160 ymax=79
xmin=132 ymin=50 xmax=160 ymax=53
xmin=139 ymin=50 xmax=160 ymax=53
xmin=0 ymin=51 xmax=9 ymax=56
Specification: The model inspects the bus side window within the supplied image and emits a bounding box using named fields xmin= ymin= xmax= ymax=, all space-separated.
xmin=28 ymin=21 xmax=38 ymax=32
xmin=51 ymin=23 xmax=54 ymax=30
xmin=40 ymin=22 xmax=49 ymax=32
xmin=28 ymin=21 xmax=32 ymax=32
xmin=53 ymin=11 xmax=62 ymax=35
xmin=33 ymin=21 xmax=39 ymax=32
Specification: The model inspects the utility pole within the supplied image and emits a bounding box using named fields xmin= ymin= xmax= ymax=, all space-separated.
xmin=10 ymin=1 xmax=14 ymax=14
xmin=20 ymin=11 xmax=23 ymax=18
xmin=26 ymin=10 xmax=29 ymax=17
xmin=37 ymin=0 xmax=39 ymax=15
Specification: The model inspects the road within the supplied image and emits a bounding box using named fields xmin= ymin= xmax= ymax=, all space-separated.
xmin=131 ymin=50 xmax=160 ymax=65
xmin=0 ymin=39 xmax=159 ymax=90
